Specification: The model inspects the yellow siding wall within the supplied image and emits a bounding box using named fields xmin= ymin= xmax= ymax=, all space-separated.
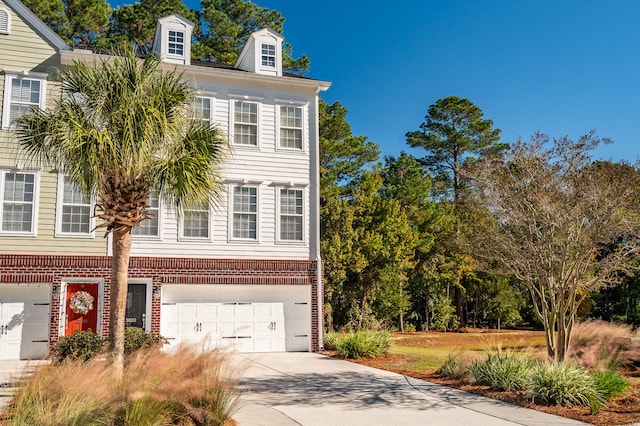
xmin=0 ymin=0 xmax=107 ymax=255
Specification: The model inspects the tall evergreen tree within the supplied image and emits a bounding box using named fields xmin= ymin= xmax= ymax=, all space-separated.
xmin=381 ymin=153 xmax=445 ymax=330
xmin=23 ymin=0 xmax=110 ymax=48
xmin=322 ymin=172 xmax=416 ymax=329
xmin=319 ymin=100 xmax=379 ymax=204
xmin=406 ymin=96 xmax=506 ymax=326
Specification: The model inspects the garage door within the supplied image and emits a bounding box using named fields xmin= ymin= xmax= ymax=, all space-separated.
xmin=161 ymin=285 xmax=310 ymax=352
xmin=0 ymin=284 xmax=50 ymax=360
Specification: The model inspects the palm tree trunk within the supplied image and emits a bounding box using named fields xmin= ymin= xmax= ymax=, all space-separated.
xmin=109 ymin=229 xmax=132 ymax=377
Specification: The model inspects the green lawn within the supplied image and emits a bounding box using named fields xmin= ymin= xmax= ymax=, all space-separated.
xmin=385 ymin=330 xmax=547 ymax=372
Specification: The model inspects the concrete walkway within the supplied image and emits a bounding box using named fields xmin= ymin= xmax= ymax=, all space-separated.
xmin=233 ymin=353 xmax=587 ymax=426
xmin=0 ymin=360 xmax=48 ymax=414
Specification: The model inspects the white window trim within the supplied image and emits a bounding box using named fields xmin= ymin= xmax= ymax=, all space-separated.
xmin=178 ymin=203 xmax=213 ymax=242
xmin=132 ymin=192 xmax=162 ymax=240
xmin=276 ymin=186 xmax=306 ymax=244
xmin=0 ymin=8 xmax=11 ymax=35
xmin=127 ymin=278 xmax=153 ymax=332
xmin=228 ymin=183 xmax=261 ymax=243
xmin=58 ymin=279 xmax=104 ymax=338
xmin=166 ymin=28 xmax=185 ymax=58
xmin=55 ymin=174 xmax=95 ymax=238
xmin=256 ymin=39 xmax=281 ymax=75
xmin=1 ymin=74 xmax=46 ymax=129
xmin=0 ymin=168 xmax=40 ymax=236
xmin=193 ymin=95 xmax=215 ymax=125
xmin=276 ymin=103 xmax=307 ymax=152
xmin=260 ymin=43 xmax=276 ymax=68
xmin=229 ymin=99 xmax=261 ymax=149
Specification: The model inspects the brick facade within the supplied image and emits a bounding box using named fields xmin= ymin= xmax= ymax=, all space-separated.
xmin=1 ymin=254 xmax=322 ymax=351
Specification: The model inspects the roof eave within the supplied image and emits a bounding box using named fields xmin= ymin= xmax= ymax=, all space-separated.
xmin=4 ymin=0 xmax=71 ymax=51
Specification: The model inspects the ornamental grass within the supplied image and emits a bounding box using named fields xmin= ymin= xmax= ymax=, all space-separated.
xmin=325 ymin=330 xmax=392 ymax=359
xmin=6 ymin=346 xmax=241 ymax=426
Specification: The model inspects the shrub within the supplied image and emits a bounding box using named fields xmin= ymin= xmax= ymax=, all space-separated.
xmin=468 ymin=349 xmax=534 ymax=391
xmin=332 ymin=330 xmax=392 ymax=359
xmin=49 ymin=330 xmax=105 ymax=363
xmin=323 ymin=332 xmax=341 ymax=351
xmin=592 ymin=370 xmax=630 ymax=400
xmin=8 ymin=347 xmax=241 ymax=425
xmin=430 ymin=295 xmax=459 ymax=332
xmin=439 ymin=352 xmax=469 ymax=379
xmin=528 ymin=361 xmax=604 ymax=413
xmin=123 ymin=327 xmax=166 ymax=355
xmin=402 ymin=322 xmax=417 ymax=333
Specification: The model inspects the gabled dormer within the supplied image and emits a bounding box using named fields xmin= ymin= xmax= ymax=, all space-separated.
xmin=152 ymin=14 xmax=194 ymax=65
xmin=234 ymin=28 xmax=284 ymax=76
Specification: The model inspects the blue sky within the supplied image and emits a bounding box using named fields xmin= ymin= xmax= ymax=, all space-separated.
xmin=111 ymin=1 xmax=640 ymax=162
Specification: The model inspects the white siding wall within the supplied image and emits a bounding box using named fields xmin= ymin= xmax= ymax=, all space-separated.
xmin=129 ymin=78 xmax=318 ymax=260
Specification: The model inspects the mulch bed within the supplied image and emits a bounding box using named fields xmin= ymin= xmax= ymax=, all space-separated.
xmin=331 ymin=352 xmax=640 ymax=426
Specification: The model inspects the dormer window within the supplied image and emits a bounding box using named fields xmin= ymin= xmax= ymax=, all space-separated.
xmin=152 ymin=14 xmax=194 ymax=65
xmin=234 ymin=29 xmax=284 ymax=76
xmin=261 ymin=44 xmax=276 ymax=68
xmin=0 ymin=8 xmax=9 ymax=35
xmin=168 ymin=30 xmax=184 ymax=56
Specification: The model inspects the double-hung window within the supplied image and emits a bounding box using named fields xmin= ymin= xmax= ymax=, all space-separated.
xmin=57 ymin=176 xmax=92 ymax=236
xmin=181 ymin=202 xmax=210 ymax=239
xmin=1 ymin=171 xmax=37 ymax=234
xmin=232 ymin=186 xmax=257 ymax=240
xmin=133 ymin=192 xmax=160 ymax=238
xmin=168 ymin=30 xmax=184 ymax=56
xmin=261 ymin=43 xmax=276 ymax=68
xmin=233 ymin=101 xmax=258 ymax=146
xmin=2 ymin=75 xmax=45 ymax=129
xmin=279 ymin=188 xmax=303 ymax=241
xmin=279 ymin=106 xmax=303 ymax=149
xmin=193 ymin=96 xmax=212 ymax=123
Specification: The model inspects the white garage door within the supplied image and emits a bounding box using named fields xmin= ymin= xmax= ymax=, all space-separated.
xmin=161 ymin=285 xmax=310 ymax=352
xmin=0 ymin=284 xmax=50 ymax=360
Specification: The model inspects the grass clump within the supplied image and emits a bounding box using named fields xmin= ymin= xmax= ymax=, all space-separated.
xmin=528 ymin=361 xmax=604 ymax=413
xmin=468 ymin=349 xmax=534 ymax=391
xmin=323 ymin=332 xmax=341 ymax=351
xmin=592 ymin=370 xmax=630 ymax=400
xmin=570 ymin=320 xmax=637 ymax=370
xmin=7 ymin=346 xmax=241 ymax=425
xmin=438 ymin=352 xmax=470 ymax=379
xmin=326 ymin=330 xmax=392 ymax=359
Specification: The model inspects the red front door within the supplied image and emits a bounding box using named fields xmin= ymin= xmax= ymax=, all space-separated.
xmin=65 ymin=283 xmax=99 ymax=336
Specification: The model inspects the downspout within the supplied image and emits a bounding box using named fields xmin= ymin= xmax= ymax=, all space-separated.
xmin=314 ymin=85 xmax=323 ymax=350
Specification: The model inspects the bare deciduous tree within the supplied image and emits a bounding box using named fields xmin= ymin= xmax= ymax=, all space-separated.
xmin=469 ymin=132 xmax=640 ymax=362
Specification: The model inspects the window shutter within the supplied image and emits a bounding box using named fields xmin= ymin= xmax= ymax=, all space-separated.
xmin=0 ymin=9 xmax=9 ymax=34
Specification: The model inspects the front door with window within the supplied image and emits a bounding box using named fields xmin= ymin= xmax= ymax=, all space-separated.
xmin=126 ymin=284 xmax=147 ymax=329
xmin=65 ymin=283 xmax=99 ymax=336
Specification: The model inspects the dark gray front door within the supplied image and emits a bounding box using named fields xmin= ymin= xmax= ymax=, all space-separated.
xmin=126 ymin=284 xmax=147 ymax=329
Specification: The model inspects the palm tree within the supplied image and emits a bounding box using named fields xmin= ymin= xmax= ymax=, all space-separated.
xmin=16 ymin=47 xmax=228 ymax=374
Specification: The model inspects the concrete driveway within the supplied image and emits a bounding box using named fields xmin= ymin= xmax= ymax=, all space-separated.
xmin=1 ymin=354 xmax=587 ymax=425
xmin=233 ymin=353 xmax=587 ymax=426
